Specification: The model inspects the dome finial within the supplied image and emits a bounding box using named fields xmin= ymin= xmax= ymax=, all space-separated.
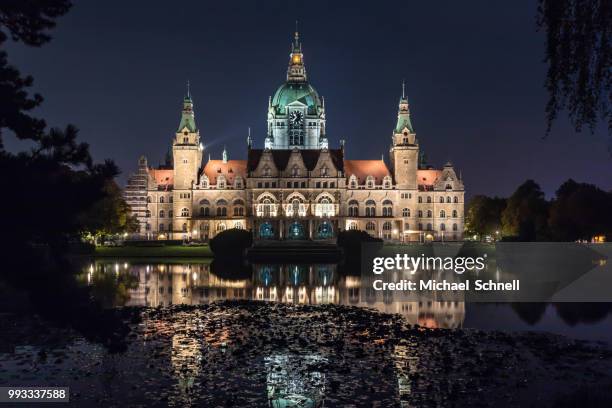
xmin=187 ymin=79 xmax=190 ymax=98
xmin=295 ymin=20 xmax=299 ymax=44
xmin=402 ymin=79 xmax=405 ymax=99
xmin=222 ymin=145 xmax=228 ymax=163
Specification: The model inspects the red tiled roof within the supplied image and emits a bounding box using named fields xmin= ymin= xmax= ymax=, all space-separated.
xmin=149 ymin=169 xmax=173 ymax=188
xmin=417 ymin=169 xmax=442 ymax=186
xmin=202 ymin=160 xmax=247 ymax=184
xmin=344 ymin=160 xmax=390 ymax=184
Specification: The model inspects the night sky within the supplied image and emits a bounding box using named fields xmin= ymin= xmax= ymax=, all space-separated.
xmin=5 ymin=0 xmax=611 ymax=198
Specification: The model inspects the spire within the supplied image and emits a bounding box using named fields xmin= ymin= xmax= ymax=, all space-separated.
xmin=247 ymin=127 xmax=252 ymax=147
xmin=395 ymin=81 xmax=413 ymax=133
xmin=178 ymin=84 xmax=197 ymax=132
xmin=287 ymin=27 xmax=307 ymax=82
xmin=222 ymin=146 xmax=228 ymax=163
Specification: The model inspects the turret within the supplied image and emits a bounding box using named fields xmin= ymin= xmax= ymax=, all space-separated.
xmin=287 ymin=28 xmax=307 ymax=82
xmin=173 ymin=82 xmax=202 ymax=190
xmin=390 ymin=81 xmax=419 ymax=189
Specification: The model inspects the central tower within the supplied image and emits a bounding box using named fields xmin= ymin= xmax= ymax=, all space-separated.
xmin=265 ymin=31 xmax=328 ymax=150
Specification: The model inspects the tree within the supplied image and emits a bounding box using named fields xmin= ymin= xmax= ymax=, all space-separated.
xmin=501 ymin=180 xmax=550 ymax=241
xmin=548 ymin=179 xmax=612 ymax=240
xmin=537 ymin=0 xmax=611 ymax=143
xmin=0 ymin=0 xmax=72 ymax=148
xmin=465 ymin=195 xmax=507 ymax=238
xmin=78 ymin=180 xmax=139 ymax=243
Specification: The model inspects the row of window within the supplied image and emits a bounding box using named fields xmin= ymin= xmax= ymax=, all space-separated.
xmin=145 ymin=222 xmax=242 ymax=232
xmin=255 ymin=180 xmax=337 ymax=189
xmin=348 ymin=222 xmax=459 ymax=232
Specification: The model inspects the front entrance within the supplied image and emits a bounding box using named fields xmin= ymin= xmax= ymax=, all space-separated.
xmin=287 ymin=222 xmax=306 ymax=240
xmin=316 ymin=221 xmax=333 ymax=239
xmin=259 ymin=222 xmax=274 ymax=239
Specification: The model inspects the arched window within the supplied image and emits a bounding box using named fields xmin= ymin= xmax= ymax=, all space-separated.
xmin=402 ymin=208 xmax=410 ymax=217
xmin=366 ymin=221 xmax=376 ymax=231
xmin=446 ymin=196 xmax=451 ymax=203
xmin=452 ymin=210 xmax=458 ymax=218
xmin=426 ymin=223 xmax=432 ymax=230
xmin=382 ymin=200 xmax=393 ymax=217
xmin=426 ymin=196 xmax=432 ymax=203
xmin=348 ymin=222 xmax=358 ymax=230
xmin=453 ymin=196 xmax=459 ymax=203
xmin=258 ymin=198 xmax=275 ymax=217
xmin=440 ymin=223 xmax=446 ymax=231
xmin=418 ymin=196 xmax=423 ymax=203
xmin=418 ymin=210 xmax=423 ymax=217
xmin=418 ymin=223 xmax=423 ymax=230
xmin=349 ymin=176 xmax=357 ymax=189
xmin=365 ymin=200 xmax=376 ymax=217
xmin=348 ymin=200 xmax=359 ymax=217
xmin=160 ymin=196 xmax=165 ymax=203
xmin=233 ymin=199 xmax=245 ymax=216
xmin=159 ymin=210 xmax=165 ymax=218
xmin=182 ymin=223 xmax=187 ymax=232
xmin=439 ymin=197 xmax=444 ymax=203
xmin=452 ymin=223 xmax=458 ymax=231
xmin=200 ymin=206 xmax=209 ymax=216
xmin=446 ymin=184 xmax=452 ymax=189
xmin=159 ymin=223 xmax=165 ymax=231
xmin=427 ymin=210 xmax=432 ymax=218
xmin=180 ymin=208 xmax=189 ymax=217
xmin=440 ymin=210 xmax=446 ymax=218
xmin=216 ymin=223 xmax=226 ymax=232
xmin=169 ymin=196 xmax=173 ymax=203
xmin=168 ymin=210 xmax=173 ymax=217
xmin=145 ymin=210 xmax=151 ymax=218
xmin=317 ymin=197 xmax=334 ymax=217
xmin=201 ymin=177 xmax=209 ymax=188
xmin=147 ymin=196 xmax=151 ymax=203
xmin=383 ymin=222 xmax=392 ymax=230
xmin=289 ymin=198 xmax=301 ymax=217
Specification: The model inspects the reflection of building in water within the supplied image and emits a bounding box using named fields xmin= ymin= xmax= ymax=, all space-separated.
xmin=89 ymin=262 xmax=465 ymax=328
xmin=265 ymin=354 xmax=326 ymax=408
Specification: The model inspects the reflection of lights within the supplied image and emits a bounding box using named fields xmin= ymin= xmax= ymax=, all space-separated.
xmin=146 ymin=265 xmax=150 ymax=272
xmin=124 ymin=262 xmax=128 ymax=269
xmin=393 ymin=229 xmax=398 ymax=235
xmin=89 ymin=264 xmax=94 ymax=273
xmin=192 ymin=272 xmax=197 ymax=280
xmin=114 ymin=263 xmax=119 ymax=274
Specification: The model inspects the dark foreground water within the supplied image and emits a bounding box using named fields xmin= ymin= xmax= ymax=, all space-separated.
xmin=1 ymin=259 xmax=612 ymax=407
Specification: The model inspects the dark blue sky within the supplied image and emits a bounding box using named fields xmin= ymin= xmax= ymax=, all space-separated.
xmin=5 ymin=0 xmax=611 ymax=198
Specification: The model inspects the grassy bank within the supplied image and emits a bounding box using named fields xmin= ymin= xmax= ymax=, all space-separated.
xmin=94 ymin=245 xmax=213 ymax=258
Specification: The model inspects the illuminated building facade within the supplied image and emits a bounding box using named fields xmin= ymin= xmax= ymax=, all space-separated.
xmin=126 ymin=31 xmax=465 ymax=242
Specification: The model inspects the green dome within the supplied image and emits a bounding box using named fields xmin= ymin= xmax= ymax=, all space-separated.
xmin=272 ymin=82 xmax=322 ymax=115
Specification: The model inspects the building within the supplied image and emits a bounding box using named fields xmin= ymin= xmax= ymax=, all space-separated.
xmin=125 ymin=31 xmax=465 ymax=242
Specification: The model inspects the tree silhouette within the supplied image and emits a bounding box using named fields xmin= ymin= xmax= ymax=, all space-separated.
xmin=538 ymin=0 xmax=611 ymax=143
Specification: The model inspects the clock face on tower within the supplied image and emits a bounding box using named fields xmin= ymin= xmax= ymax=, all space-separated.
xmin=290 ymin=110 xmax=303 ymax=127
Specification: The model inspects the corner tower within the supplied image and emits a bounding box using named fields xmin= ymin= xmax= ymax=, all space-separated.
xmin=390 ymin=82 xmax=418 ymax=189
xmin=266 ymin=30 xmax=327 ymax=149
xmin=173 ymin=84 xmax=202 ymax=190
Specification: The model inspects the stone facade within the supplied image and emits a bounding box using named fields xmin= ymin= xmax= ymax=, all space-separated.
xmin=126 ymin=32 xmax=465 ymax=242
